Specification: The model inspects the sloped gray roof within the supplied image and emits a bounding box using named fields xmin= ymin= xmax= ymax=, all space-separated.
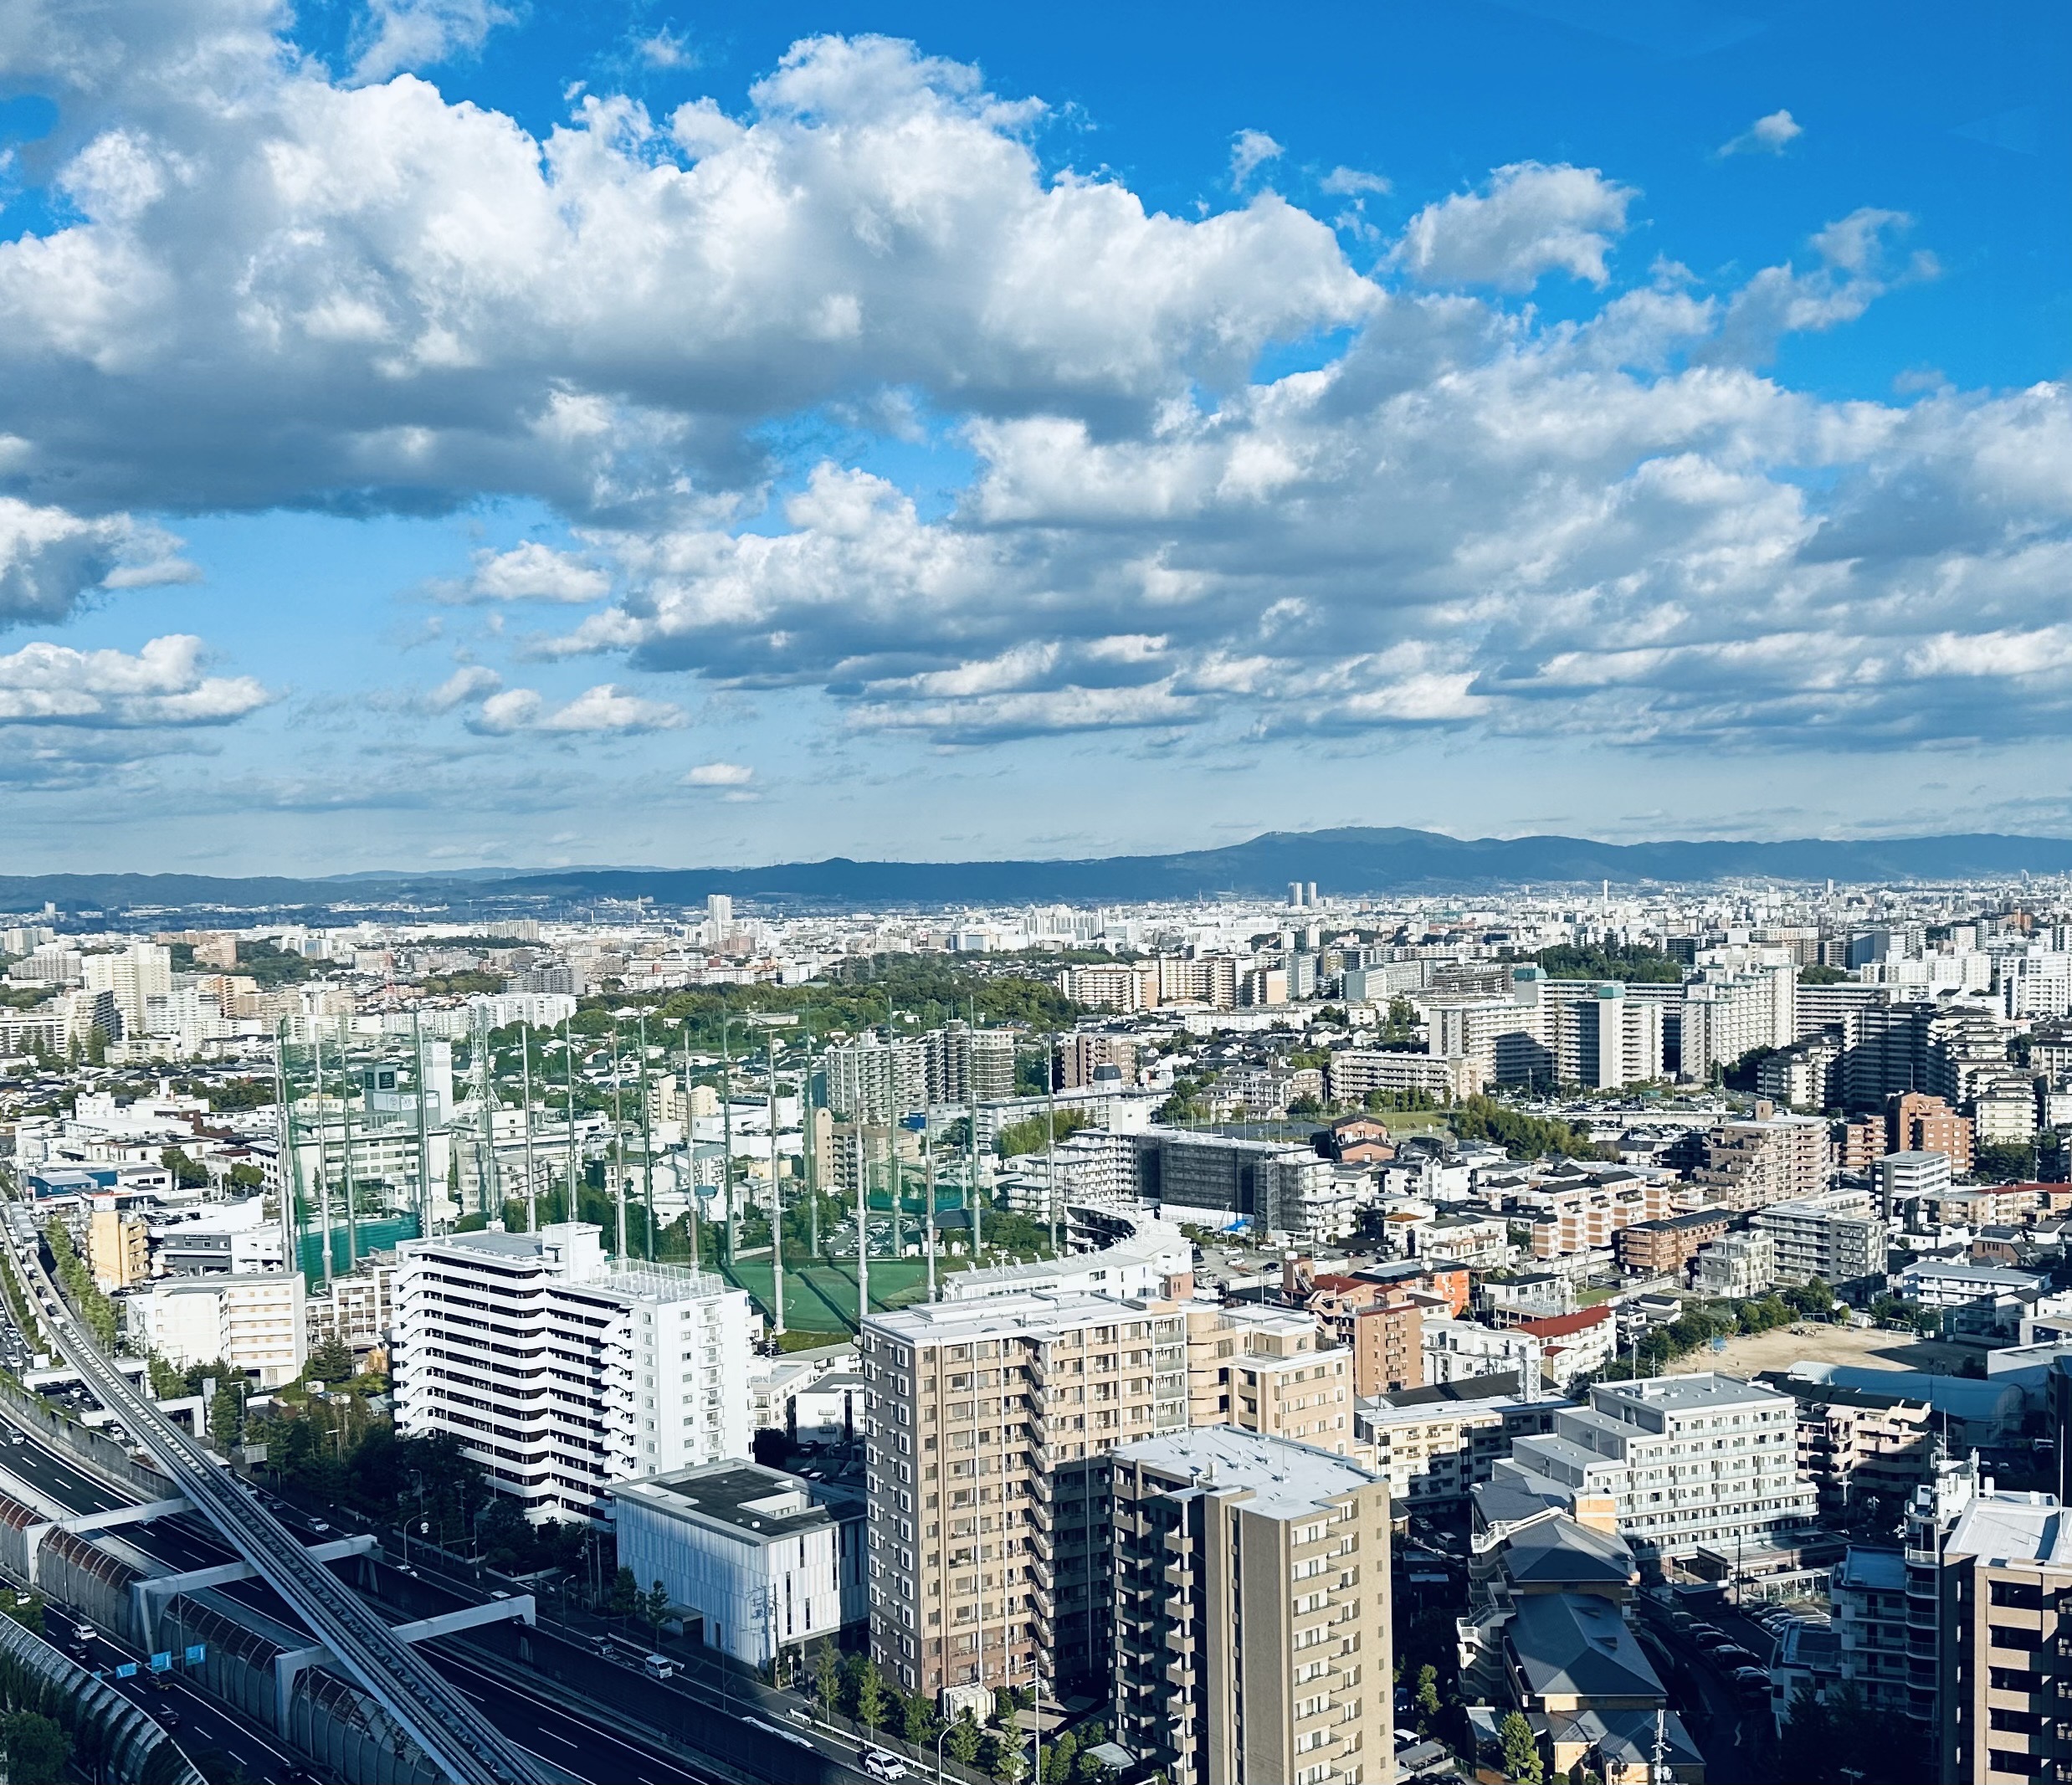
xmin=1508 ymin=1593 xmax=1664 ymax=1704
xmin=1505 ymin=1516 xmax=1634 ymax=1587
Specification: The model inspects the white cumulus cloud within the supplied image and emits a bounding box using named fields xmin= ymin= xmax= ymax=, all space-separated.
xmin=457 ymin=542 xmax=611 ymax=604
xmin=683 ymin=761 xmax=753 ymax=785
xmin=1717 ymin=109 xmax=1803 ymax=157
xmin=1391 ymin=162 xmax=1636 ymax=290
xmin=1229 ymin=129 xmax=1284 ymax=188
xmin=0 ymin=634 xmax=270 ymax=726
xmin=469 ymin=682 xmax=685 ymax=734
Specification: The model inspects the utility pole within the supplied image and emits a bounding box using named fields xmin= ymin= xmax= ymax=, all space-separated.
xmin=1044 ymin=1032 xmax=1059 ymax=1256
xmin=313 ymin=1026 xmax=332 ymax=1286
xmin=472 ymin=1006 xmax=495 ymax=1221
xmin=721 ymin=1000 xmax=736 ymax=1265
xmin=639 ymin=1013 xmax=655 ymax=1259
xmin=682 ymin=1020 xmax=700 ymax=1270
xmin=768 ymin=1032 xmax=784 ymax=1336
xmin=968 ymin=993 xmax=983 ymax=1256
xmin=856 ymin=1134 xmax=870 ymax=1325
xmin=803 ymin=1038 xmax=818 ymax=1264
xmin=411 ymin=1012 xmax=432 ymax=1240
xmin=611 ymin=1017 xmax=627 ymax=1259
xmin=521 ymin=1023 xmax=536 ymax=1234
xmin=274 ymin=1021 xmax=304 ymax=1281
xmin=562 ymin=1014 xmax=578 ymax=1223
xmin=341 ymin=1037 xmax=362 ymax=1267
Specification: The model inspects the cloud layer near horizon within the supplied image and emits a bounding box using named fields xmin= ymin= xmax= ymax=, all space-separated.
xmin=0 ymin=1 xmax=2066 ymax=769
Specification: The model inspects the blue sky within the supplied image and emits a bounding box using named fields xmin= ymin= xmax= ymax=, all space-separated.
xmin=0 ymin=0 xmax=2069 ymax=873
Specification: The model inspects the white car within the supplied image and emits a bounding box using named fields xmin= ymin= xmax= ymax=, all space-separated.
xmin=862 ymin=1750 xmax=910 ymax=1781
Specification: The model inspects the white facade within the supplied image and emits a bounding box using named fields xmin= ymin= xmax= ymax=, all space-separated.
xmin=392 ymin=1223 xmax=755 ymax=1521
xmin=1422 ymin=1317 xmax=1545 ymax=1394
xmin=124 ymin=1270 xmax=307 ymax=1387
xmin=611 ymin=1462 xmax=865 ymax=1666
xmin=1693 ymin=1231 xmax=1776 ymax=1299
xmin=1498 ymin=1372 xmax=1818 ymax=1559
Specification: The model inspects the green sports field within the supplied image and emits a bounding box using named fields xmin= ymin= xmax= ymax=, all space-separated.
xmin=715 ymin=1256 xmax=972 ymax=1334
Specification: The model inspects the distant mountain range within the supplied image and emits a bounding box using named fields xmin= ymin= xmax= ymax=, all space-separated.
xmin=12 ymin=828 xmax=2072 ymax=916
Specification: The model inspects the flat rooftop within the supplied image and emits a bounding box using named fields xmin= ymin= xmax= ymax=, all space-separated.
xmin=613 ymin=1462 xmax=838 ymax=1541
xmin=1595 ymin=1372 xmax=1782 ymax=1413
xmin=864 ymin=1289 xmax=1165 ymax=1342
xmin=1115 ymin=1426 xmax=1378 ymax=1521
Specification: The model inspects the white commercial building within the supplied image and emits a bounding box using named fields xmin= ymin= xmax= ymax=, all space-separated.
xmin=1495 ymin=1372 xmax=1818 ymax=1559
xmin=392 ymin=1223 xmax=755 ymax=1521
xmin=611 ymin=1461 xmax=865 ymax=1667
xmin=123 ymin=1270 xmax=307 ymax=1387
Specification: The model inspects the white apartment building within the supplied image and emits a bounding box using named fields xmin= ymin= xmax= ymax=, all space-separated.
xmin=1324 ymin=1047 xmax=1485 ymax=1103
xmin=944 ymin=1213 xmax=1192 ymax=1305
xmin=84 ymin=943 xmax=172 ymax=1039
xmin=1875 ymin=1148 xmax=1953 ymax=1218
xmin=1357 ymin=1387 xmax=1565 ymax=1511
xmin=1553 ymin=982 xmax=1665 ymax=1089
xmin=858 ymin=1291 xmax=1188 ymax=1699
xmin=1423 ymin=1318 xmax=1546 ymax=1394
xmin=392 ymin=1223 xmax=754 ymax=1521
xmin=1679 ymin=955 xmax=1798 ymax=1081
xmin=611 ymin=1461 xmax=865 ymax=1667
xmin=1750 ymin=1189 xmax=1889 ymax=1284
xmin=1693 ymin=1231 xmax=1776 ymax=1299
xmin=1509 ymin=1171 xmax=1691 ymax=1260
xmin=1497 ymin=1373 xmax=1818 ymax=1559
xmin=123 ymin=1270 xmax=307 ymax=1387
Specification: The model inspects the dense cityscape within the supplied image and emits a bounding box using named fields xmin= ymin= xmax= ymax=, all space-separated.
xmin=0 ymin=871 xmax=2060 ymax=1782
xmin=0 ymin=1 xmax=2060 ymax=1782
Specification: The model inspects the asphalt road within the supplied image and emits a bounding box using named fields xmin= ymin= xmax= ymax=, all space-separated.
xmin=0 ymin=1422 xmax=725 ymax=1785
xmin=1633 ymin=1602 xmax=1773 ymax=1785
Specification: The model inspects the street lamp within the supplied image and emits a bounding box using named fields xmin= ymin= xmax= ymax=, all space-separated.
xmin=937 ymin=1721 xmax=951 ymax=1785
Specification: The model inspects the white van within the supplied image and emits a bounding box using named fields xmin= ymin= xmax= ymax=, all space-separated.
xmin=642 ymin=1654 xmax=679 ymax=1681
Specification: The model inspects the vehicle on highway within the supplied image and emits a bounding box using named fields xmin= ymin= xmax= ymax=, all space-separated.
xmin=157 ymin=1710 xmax=181 ymax=1729
xmin=642 ymin=1654 xmax=679 ymax=1680
xmin=862 ymin=1750 xmax=910 ymax=1781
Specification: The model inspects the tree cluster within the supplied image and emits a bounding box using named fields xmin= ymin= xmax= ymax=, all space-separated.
xmin=1448 ymin=1096 xmax=1610 ymax=1162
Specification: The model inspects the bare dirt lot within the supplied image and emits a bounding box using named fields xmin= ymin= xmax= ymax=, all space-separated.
xmin=1705 ymin=1320 xmax=1977 ymax=1380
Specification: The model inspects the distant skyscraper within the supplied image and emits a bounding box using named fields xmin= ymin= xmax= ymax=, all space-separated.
xmin=705 ymin=893 xmax=733 ymax=936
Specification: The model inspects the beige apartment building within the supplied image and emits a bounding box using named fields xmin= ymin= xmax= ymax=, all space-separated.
xmin=1183 ymin=1305 xmax=1365 ymax=1459
xmin=1937 ymin=1491 xmax=2072 ymax=1785
xmin=1110 ymin=1426 xmax=1392 ymax=1785
xmin=859 ymin=1292 xmax=1188 ymax=1700
xmin=1691 ymin=1103 xmax=1830 ymax=1213
xmin=87 ymin=1198 xmax=148 ymax=1291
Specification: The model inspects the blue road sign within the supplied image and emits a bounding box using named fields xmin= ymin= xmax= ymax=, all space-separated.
xmin=184 ymin=1644 xmax=206 ymax=1665
xmin=149 ymin=1652 xmax=172 ymax=1672
xmin=115 ymin=1663 xmax=137 ymax=1679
